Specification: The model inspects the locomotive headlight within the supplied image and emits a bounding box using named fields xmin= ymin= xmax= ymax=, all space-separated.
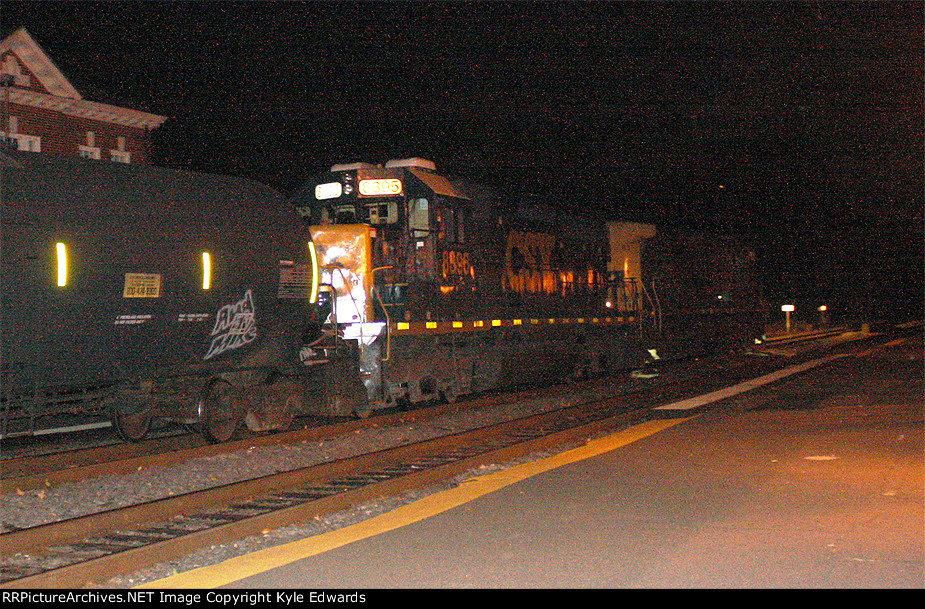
xmin=55 ymin=242 xmax=68 ymax=287
xmin=315 ymin=182 xmax=343 ymax=200
xmin=202 ymin=252 xmax=212 ymax=290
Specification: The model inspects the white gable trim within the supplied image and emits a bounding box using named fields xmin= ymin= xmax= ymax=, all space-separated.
xmin=0 ymin=28 xmax=82 ymax=99
xmin=9 ymin=88 xmax=167 ymax=130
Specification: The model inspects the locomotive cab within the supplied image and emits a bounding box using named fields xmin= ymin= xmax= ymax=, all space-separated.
xmin=292 ymin=158 xmax=473 ymax=411
xmin=294 ymin=158 xmax=473 ymax=323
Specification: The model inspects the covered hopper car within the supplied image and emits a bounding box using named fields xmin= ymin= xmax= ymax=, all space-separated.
xmin=1 ymin=150 xmax=321 ymax=442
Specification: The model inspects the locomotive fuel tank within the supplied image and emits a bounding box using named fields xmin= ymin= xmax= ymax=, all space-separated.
xmin=1 ymin=151 xmax=319 ymax=441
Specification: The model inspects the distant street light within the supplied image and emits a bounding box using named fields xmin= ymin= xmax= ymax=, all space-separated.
xmin=817 ymin=305 xmax=829 ymax=327
xmin=782 ymin=304 xmax=795 ymax=333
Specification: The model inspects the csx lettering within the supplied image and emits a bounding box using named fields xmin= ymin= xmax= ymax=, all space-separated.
xmin=505 ymin=231 xmax=558 ymax=294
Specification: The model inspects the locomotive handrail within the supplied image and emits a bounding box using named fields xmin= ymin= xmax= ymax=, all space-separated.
xmin=306 ymin=283 xmax=338 ymax=348
xmin=327 ymin=266 xmax=366 ymax=327
xmin=641 ymin=279 xmax=662 ymax=333
xmin=371 ymin=266 xmax=394 ymax=362
xmin=651 ymin=279 xmax=662 ymax=333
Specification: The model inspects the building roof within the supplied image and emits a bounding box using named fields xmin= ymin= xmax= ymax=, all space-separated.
xmin=0 ymin=27 xmax=167 ymax=130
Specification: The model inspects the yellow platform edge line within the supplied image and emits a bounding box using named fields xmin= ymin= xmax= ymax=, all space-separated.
xmin=141 ymin=417 xmax=690 ymax=589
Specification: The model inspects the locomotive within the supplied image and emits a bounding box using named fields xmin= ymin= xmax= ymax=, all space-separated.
xmin=1 ymin=150 xmax=321 ymax=442
xmin=292 ymin=158 xmax=765 ymax=417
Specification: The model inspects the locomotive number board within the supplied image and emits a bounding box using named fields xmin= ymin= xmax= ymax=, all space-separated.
xmin=359 ymin=178 xmax=402 ymax=196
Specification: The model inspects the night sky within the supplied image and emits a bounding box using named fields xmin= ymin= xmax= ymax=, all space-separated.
xmin=3 ymin=1 xmax=923 ymax=317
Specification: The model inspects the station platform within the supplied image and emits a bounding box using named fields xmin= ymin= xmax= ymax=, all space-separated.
xmin=145 ymin=335 xmax=923 ymax=589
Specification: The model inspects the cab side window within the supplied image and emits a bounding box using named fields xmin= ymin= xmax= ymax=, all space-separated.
xmin=408 ymin=198 xmax=429 ymax=237
xmin=435 ymin=204 xmax=465 ymax=244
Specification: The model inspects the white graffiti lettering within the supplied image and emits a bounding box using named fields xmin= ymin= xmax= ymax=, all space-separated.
xmin=204 ymin=290 xmax=257 ymax=360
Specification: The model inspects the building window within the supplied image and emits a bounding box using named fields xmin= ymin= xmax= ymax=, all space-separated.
xmin=1 ymin=132 xmax=41 ymax=152
xmin=110 ymin=150 xmax=131 ymax=163
xmin=79 ymin=145 xmax=101 ymax=160
xmin=17 ymin=135 xmax=40 ymax=152
xmin=111 ymin=135 xmax=130 ymax=163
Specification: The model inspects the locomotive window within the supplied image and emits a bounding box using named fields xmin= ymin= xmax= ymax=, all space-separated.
xmin=436 ymin=206 xmax=451 ymax=242
xmin=435 ymin=205 xmax=465 ymax=244
xmin=408 ymin=198 xmax=429 ymax=237
xmin=365 ymin=201 xmax=398 ymax=225
xmin=456 ymin=208 xmax=465 ymax=243
xmin=335 ymin=204 xmax=357 ymax=224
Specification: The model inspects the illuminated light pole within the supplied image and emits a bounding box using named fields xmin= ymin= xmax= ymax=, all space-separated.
xmin=817 ymin=304 xmax=828 ymax=327
xmin=781 ymin=304 xmax=794 ymax=334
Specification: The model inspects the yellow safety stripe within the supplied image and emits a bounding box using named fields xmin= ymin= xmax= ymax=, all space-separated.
xmin=391 ymin=316 xmax=638 ymax=336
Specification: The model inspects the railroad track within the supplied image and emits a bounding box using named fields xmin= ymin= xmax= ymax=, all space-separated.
xmin=1 ymin=330 xmax=878 ymax=588
xmin=3 ymin=326 xmax=859 ymax=489
xmin=0 ymin=372 xmax=641 ymax=494
xmin=0 ymin=395 xmax=654 ymax=588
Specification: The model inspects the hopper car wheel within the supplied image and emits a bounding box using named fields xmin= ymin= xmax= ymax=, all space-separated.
xmin=112 ymin=409 xmax=152 ymax=442
xmin=273 ymin=394 xmax=298 ymax=433
xmin=439 ymin=384 xmax=458 ymax=404
xmin=196 ymin=379 xmax=242 ymax=443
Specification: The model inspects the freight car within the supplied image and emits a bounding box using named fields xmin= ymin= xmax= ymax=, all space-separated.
xmin=1 ymin=150 xmax=320 ymax=442
xmin=292 ymin=158 xmax=765 ymax=417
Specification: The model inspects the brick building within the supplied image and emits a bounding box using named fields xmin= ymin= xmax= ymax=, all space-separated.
xmin=0 ymin=27 xmax=166 ymax=164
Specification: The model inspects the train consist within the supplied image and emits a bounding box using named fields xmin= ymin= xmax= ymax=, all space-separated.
xmin=1 ymin=153 xmax=764 ymax=441
xmin=1 ymin=150 xmax=321 ymax=442
xmin=292 ymin=157 xmax=765 ymax=416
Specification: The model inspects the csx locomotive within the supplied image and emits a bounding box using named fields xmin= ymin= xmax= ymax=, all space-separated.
xmin=292 ymin=157 xmax=765 ymax=416
xmin=1 ymin=152 xmax=764 ymax=441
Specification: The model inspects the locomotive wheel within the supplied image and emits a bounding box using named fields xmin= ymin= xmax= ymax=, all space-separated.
xmin=196 ymin=379 xmax=242 ymax=443
xmin=112 ymin=409 xmax=152 ymax=442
